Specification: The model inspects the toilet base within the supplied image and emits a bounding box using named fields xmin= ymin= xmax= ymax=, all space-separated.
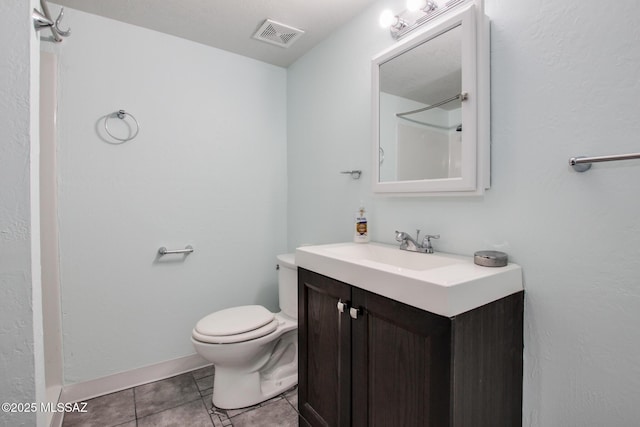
xmin=211 ymin=330 xmax=298 ymax=409
xmin=212 ymin=368 xmax=298 ymax=409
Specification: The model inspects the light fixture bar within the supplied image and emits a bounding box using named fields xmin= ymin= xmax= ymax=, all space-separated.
xmin=386 ymin=0 xmax=469 ymax=40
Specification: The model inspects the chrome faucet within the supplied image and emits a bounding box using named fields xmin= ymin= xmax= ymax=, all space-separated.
xmin=395 ymin=230 xmax=421 ymax=251
xmin=395 ymin=229 xmax=440 ymax=254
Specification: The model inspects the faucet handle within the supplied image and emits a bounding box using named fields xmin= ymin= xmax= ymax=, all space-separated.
xmin=394 ymin=230 xmax=410 ymax=250
xmin=422 ymin=234 xmax=440 ymax=245
xmin=422 ymin=234 xmax=440 ymax=254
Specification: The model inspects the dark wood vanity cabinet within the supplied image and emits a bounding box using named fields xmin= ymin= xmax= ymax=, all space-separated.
xmin=298 ymin=268 xmax=524 ymax=427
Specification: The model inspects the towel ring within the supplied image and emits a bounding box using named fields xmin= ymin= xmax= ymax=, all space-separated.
xmin=105 ymin=110 xmax=139 ymax=142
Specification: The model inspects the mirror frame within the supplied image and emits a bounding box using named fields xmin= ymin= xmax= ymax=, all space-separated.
xmin=371 ymin=4 xmax=490 ymax=196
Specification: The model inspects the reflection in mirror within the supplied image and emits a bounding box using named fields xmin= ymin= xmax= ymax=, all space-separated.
xmin=379 ymin=24 xmax=462 ymax=182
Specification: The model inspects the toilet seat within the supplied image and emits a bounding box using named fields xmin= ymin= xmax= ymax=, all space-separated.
xmin=193 ymin=305 xmax=278 ymax=344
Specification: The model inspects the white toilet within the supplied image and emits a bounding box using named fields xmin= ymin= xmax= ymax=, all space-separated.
xmin=191 ymin=254 xmax=298 ymax=409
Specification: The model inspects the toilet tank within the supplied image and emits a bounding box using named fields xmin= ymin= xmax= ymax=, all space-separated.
xmin=276 ymin=253 xmax=297 ymax=319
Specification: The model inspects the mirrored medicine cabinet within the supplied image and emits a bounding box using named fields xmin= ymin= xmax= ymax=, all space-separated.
xmin=372 ymin=3 xmax=490 ymax=196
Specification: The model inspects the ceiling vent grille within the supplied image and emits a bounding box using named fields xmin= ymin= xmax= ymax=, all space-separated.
xmin=252 ymin=19 xmax=305 ymax=48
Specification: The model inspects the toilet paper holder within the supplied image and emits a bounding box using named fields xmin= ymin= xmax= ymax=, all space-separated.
xmin=158 ymin=245 xmax=194 ymax=256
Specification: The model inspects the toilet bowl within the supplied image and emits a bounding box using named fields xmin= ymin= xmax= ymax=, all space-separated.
xmin=191 ymin=254 xmax=298 ymax=409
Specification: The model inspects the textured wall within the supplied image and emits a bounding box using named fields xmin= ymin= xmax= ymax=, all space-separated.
xmin=56 ymin=8 xmax=288 ymax=383
xmin=288 ymin=0 xmax=640 ymax=425
xmin=0 ymin=1 xmax=42 ymax=426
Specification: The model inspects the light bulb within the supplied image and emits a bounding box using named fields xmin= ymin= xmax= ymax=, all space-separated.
xmin=379 ymin=9 xmax=395 ymax=28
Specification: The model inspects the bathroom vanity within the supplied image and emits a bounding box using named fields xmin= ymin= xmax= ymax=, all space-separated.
xmin=296 ymin=243 xmax=524 ymax=427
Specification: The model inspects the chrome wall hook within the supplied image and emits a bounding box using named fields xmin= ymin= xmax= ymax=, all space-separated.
xmin=54 ymin=8 xmax=71 ymax=37
xmin=33 ymin=9 xmax=54 ymax=31
xmin=33 ymin=1 xmax=71 ymax=42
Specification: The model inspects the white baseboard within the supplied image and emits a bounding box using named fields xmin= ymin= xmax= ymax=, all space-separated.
xmin=58 ymin=353 xmax=210 ymax=406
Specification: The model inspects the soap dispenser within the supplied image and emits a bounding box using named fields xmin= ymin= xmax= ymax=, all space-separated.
xmin=354 ymin=204 xmax=370 ymax=243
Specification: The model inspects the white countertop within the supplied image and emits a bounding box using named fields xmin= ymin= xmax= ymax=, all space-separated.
xmin=296 ymin=242 xmax=523 ymax=317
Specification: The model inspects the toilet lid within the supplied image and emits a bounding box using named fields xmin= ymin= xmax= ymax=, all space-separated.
xmin=195 ymin=305 xmax=275 ymax=337
xmin=192 ymin=318 xmax=279 ymax=344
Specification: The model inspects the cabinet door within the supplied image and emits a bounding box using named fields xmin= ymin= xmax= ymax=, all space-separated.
xmin=298 ymin=269 xmax=352 ymax=427
xmin=351 ymin=287 xmax=452 ymax=427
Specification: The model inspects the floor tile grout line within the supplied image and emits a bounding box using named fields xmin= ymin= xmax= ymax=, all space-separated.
xmin=135 ymin=397 xmax=216 ymax=426
xmin=132 ymin=386 xmax=138 ymax=421
xmin=201 ymin=398 xmax=216 ymax=427
xmin=191 ymin=372 xmax=215 ymax=427
xmin=284 ymin=397 xmax=301 ymax=415
xmin=63 ymin=366 xmax=295 ymax=427
xmin=284 ymin=397 xmax=298 ymax=414
xmin=136 ymin=394 xmax=205 ymax=421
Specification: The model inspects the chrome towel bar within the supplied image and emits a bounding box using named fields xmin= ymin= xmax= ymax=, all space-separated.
xmin=158 ymin=245 xmax=194 ymax=256
xmin=340 ymin=170 xmax=362 ymax=179
xmin=569 ymin=152 xmax=640 ymax=172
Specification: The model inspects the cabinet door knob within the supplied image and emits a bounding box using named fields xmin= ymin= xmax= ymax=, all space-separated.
xmin=337 ymin=299 xmax=349 ymax=313
xmin=349 ymin=307 xmax=362 ymax=319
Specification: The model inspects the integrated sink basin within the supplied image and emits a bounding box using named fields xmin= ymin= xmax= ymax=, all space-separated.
xmin=296 ymin=242 xmax=523 ymax=317
xmin=319 ymin=242 xmax=465 ymax=271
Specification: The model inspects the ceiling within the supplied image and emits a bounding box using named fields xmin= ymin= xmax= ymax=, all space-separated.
xmin=54 ymin=0 xmax=379 ymax=68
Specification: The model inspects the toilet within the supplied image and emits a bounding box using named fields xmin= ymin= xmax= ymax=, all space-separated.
xmin=191 ymin=254 xmax=298 ymax=409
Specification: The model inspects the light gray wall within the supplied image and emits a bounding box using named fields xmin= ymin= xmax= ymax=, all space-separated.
xmin=6 ymin=1 xmax=639 ymax=424
xmin=0 ymin=1 xmax=46 ymax=426
xmin=288 ymin=0 xmax=640 ymax=425
xmin=55 ymin=8 xmax=288 ymax=383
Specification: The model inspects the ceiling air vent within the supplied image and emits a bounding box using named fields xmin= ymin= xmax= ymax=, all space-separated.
xmin=252 ymin=19 xmax=305 ymax=48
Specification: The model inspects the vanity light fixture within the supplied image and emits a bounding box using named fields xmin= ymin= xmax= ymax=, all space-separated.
xmin=379 ymin=10 xmax=408 ymax=32
xmin=380 ymin=0 xmax=468 ymax=39
xmin=407 ymin=0 xmax=438 ymax=13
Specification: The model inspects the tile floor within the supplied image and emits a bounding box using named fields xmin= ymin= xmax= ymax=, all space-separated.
xmin=61 ymin=365 xmax=299 ymax=427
